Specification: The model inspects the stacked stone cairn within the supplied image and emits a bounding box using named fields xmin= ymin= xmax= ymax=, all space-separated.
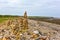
xmin=14 ymin=11 xmax=28 ymax=40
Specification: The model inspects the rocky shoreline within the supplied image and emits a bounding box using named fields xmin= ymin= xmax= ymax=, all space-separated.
xmin=0 ymin=19 xmax=60 ymax=40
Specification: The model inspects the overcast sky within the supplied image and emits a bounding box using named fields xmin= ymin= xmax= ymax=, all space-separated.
xmin=0 ymin=0 xmax=60 ymax=17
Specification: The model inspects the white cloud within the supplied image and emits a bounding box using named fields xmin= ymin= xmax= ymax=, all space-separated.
xmin=0 ymin=0 xmax=60 ymax=17
xmin=0 ymin=0 xmax=23 ymax=8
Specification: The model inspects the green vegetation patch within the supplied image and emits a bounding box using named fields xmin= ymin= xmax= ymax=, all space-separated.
xmin=0 ymin=15 xmax=19 ymax=23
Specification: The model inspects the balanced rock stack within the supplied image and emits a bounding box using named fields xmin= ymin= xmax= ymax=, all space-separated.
xmin=13 ymin=11 xmax=28 ymax=40
xmin=23 ymin=11 xmax=28 ymax=30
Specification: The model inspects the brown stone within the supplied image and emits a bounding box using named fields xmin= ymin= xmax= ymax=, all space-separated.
xmin=2 ymin=37 xmax=7 ymax=40
xmin=24 ymin=11 xmax=27 ymax=18
xmin=23 ymin=11 xmax=28 ymax=30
